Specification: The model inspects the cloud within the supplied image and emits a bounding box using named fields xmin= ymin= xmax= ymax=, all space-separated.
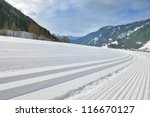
xmin=5 ymin=0 xmax=150 ymax=36
xmin=130 ymin=0 xmax=150 ymax=10
xmin=5 ymin=0 xmax=46 ymax=17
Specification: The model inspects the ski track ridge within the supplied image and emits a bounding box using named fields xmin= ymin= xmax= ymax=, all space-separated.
xmin=0 ymin=39 xmax=149 ymax=100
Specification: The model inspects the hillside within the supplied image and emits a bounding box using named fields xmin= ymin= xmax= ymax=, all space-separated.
xmin=73 ymin=19 xmax=150 ymax=49
xmin=0 ymin=0 xmax=58 ymax=41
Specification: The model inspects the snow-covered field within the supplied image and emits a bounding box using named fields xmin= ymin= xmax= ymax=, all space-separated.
xmin=0 ymin=35 xmax=150 ymax=100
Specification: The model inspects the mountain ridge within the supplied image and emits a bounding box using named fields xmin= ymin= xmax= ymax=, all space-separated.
xmin=72 ymin=18 xmax=150 ymax=49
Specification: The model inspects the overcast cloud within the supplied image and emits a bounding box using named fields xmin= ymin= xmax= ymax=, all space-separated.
xmin=5 ymin=0 xmax=150 ymax=36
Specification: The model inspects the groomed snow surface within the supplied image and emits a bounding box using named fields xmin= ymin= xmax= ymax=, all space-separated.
xmin=0 ymin=35 xmax=150 ymax=100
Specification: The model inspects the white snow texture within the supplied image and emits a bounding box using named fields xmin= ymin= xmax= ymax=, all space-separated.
xmin=0 ymin=35 xmax=150 ymax=100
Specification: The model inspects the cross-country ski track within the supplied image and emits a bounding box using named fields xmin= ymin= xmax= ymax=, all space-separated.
xmin=0 ymin=36 xmax=150 ymax=100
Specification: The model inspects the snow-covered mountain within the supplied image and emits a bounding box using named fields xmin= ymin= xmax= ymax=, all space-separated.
xmin=73 ymin=19 xmax=150 ymax=49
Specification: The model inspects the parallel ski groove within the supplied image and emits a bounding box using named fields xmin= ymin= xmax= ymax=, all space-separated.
xmin=77 ymin=57 xmax=135 ymax=100
xmin=124 ymin=64 xmax=144 ymax=100
xmin=123 ymin=64 xmax=143 ymax=100
xmin=106 ymin=64 xmax=142 ymax=100
xmin=75 ymin=56 xmax=136 ymax=100
xmin=68 ymin=54 xmax=150 ymax=100
xmin=87 ymin=61 xmax=136 ymax=100
xmin=0 ymin=36 xmax=149 ymax=100
xmin=92 ymin=60 xmax=140 ymax=100
xmin=0 ymin=54 xmax=133 ymax=99
xmin=0 ymin=54 xmax=130 ymax=84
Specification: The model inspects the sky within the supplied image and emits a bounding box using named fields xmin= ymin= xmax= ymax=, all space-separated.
xmin=5 ymin=0 xmax=150 ymax=36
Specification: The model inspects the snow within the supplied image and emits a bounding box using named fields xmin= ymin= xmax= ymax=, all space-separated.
xmin=99 ymin=34 xmax=102 ymax=38
xmin=118 ymin=25 xmax=144 ymax=38
xmin=118 ymin=26 xmax=120 ymax=30
xmin=134 ymin=25 xmax=144 ymax=31
xmin=107 ymin=39 xmax=118 ymax=46
xmin=139 ymin=41 xmax=150 ymax=51
xmin=146 ymin=22 xmax=150 ymax=25
xmin=66 ymin=53 xmax=150 ymax=100
xmin=110 ymin=41 xmax=118 ymax=45
xmin=108 ymin=38 xmax=113 ymax=42
xmin=93 ymin=37 xmax=98 ymax=44
xmin=127 ymin=25 xmax=144 ymax=36
xmin=117 ymin=32 xmax=126 ymax=39
xmin=101 ymin=44 xmax=108 ymax=48
xmin=136 ymin=41 xmax=143 ymax=45
xmin=127 ymin=30 xmax=133 ymax=36
xmin=88 ymin=39 xmax=93 ymax=44
xmin=94 ymin=37 xmax=98 ymax=41
xmin=0 ymin=35 xmax=150 ymax=100
xmin=88 ymin=37 xmax=99 ymax=45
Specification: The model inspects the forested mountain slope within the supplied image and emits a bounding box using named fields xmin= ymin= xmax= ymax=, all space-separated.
xmin=0 ymin=0 xmax=58 ymax=41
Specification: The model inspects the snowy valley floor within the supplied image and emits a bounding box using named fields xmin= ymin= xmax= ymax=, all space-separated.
xmin=0 ymin=36 xmax=150 ymax=100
